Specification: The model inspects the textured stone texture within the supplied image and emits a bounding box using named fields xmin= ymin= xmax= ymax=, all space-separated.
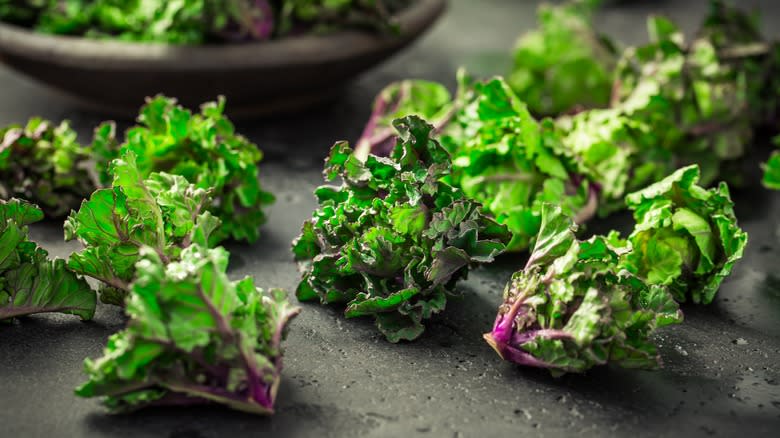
xmin=1 ymin=1 xmax=780 ymax=437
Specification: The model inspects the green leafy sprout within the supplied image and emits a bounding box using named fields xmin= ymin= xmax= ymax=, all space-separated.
xmin=485 ymin=163 xmax=746 ymax=373
xmin=93 ymin=95 xmax=274 ymax=244
xmin=293 ymin=115 xmax=510 ymax=342
xmin=70 ymin=151 xmax=299 ymax=414
xmin=484 ymin=203 xmax=683 ymax=375
xmin=75 ymin=244 xmax=300 ymax=414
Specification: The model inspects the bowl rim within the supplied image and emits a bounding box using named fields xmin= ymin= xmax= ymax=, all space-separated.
xmin=0 ymin=0 xmax=446 ymax=71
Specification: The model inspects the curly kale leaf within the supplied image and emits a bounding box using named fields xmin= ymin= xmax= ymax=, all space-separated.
xmin=484 ymin=203 xmax=682 ymax=375
xmin=1 ymin=198 xmax=95 ymax=321
xmin=293 ymin=115 xmax=510 ymax=342
xmin=508 ymin=0 xmax=616 ymax=116
xmin=93 ymin=95 xmax=273 ymax=244
xmin=0 ymin=117 xmax=95 ymax=217
xmin=65 ymin=151 xmax=219 ymax=305
xmin=76 ymin=244 xmax=300 ymax=414
xmin=623 ymin=165 xmax=747 ymax=304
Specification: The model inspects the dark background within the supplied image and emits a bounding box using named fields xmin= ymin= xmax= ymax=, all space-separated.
xmin=1 ymin=1 xmax=780 ymax=437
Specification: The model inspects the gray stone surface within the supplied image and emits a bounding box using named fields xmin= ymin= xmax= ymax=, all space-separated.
xmin=2 ymin=1 xmax=780 ymax=437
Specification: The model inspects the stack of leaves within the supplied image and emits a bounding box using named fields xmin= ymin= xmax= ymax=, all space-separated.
xmin=622 ymin=165 xmax=748 ymax=304
xmin=0 ymin=117 xmax=94 ymax=217
xmin=0 ymin=0 xmax=408 ymax=44
xmin=508 ymin=0 xmax=616 ymax=116
xmin=93 ymin=95 xmax=273 ymax=244
xmin=65 ymin=151 xmax=220 ymax=306
xmin=1 ymin=198 xmax=95 ymax=321
xmin=76 ymin=244 xmax=300 ymax=414
xmin=293 ymin=116 xmax=510 ymax=342
xmin=484 ymin=203 xmax=683 ymax=375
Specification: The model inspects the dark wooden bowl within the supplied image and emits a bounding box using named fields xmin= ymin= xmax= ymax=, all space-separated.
xmin=0 ymin=0 xmax=446 ymax=117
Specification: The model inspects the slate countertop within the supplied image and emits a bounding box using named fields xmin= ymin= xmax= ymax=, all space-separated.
xmin=1 ymin=1 xmax=780 ymax=437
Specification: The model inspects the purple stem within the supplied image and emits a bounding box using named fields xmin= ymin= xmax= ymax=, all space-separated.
xmin=251 ymin=0 xmax=275 ymax=40
xmin=355 ymin=89 xmax=399 ymax=160
xmin=485 ymin=284 xmax=574 ymax=368
xmin=486 ymin=339 xmax=555 ymax=368
xmin=245 ymin=357 xmax=272 ymax=409
xmin=194 ymin=285 xmax=272 ymax=410
xmin=573 ymin=183 xmax=599 ymax=225
xmin=164 ymin=380 xmax=274 ymax=414
xmin=488 ymin=297 xmax=526 ymax=347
